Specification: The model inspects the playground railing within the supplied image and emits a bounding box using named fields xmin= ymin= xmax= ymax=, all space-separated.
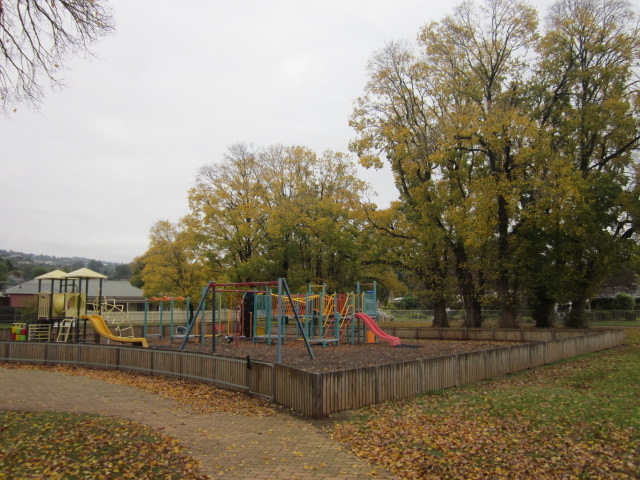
xmin=0 ymin=328 xmax=624 ymax=418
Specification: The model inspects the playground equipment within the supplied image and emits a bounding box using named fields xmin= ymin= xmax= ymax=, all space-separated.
xmin=354 ymin=313 xmax=401 ymax=347
xmin=143 ymin=296 xmax=190 ymax=341
xmin=276 ymin=282 xmax=399 ymax=347
xmin=90 ymin=297 xmax=135 ymax=339
xmin=33 ymin=268 xmax=145 ymax=347
xmin=179 ymin=279 xmax=399 ymax=360
xmin=81 ymin=315 xmax=148 ymax=347
xmin=180 ymin=279 xmax=315 ymax=362
xmin=35 ymin=268 xmax=107 ymax=342
xmin=28 ymin=270 xmax=398 ymax=354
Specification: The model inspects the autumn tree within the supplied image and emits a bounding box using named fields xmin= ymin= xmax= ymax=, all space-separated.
xmin=531 ymin=0 xmax=640 ymax=327
xmin=352 ymin=0 xmax=639 ymax=328
xmin=363 ymin=202 xmax=455 ymax=327
xmin=0 ymin=0 xmax=113 ymax=112
xmin=351 ymin=0 xmax=539 ymax=327
xmin=140 ymin=220 xmax=209 ymax=299
xmin=128 ymin=255 xmax=146 ymax=289
xmin=187 ymin=143 xmax=371 ymax=291
xmin=260 ymin=145 xmax=369 ymax=291
xmin=187 ymin=144 xmax=271 ymax=282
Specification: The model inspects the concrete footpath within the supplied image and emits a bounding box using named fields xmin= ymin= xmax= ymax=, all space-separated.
xmin=0 ymin=366 xmax=394 ymax=480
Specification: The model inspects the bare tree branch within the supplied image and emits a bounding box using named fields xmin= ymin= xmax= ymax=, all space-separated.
xmin=0 ymin=0 xmax=114 ymax=113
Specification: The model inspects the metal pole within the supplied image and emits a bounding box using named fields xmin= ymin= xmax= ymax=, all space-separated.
xmin=180 ymin=286 xmax=208 ymax=351
xmin=277 ymin=279 xmax=283 ymax=363
xmin=319 ymin=286 xmax=324 ymax=338
xmin=356 ymin=282 xmax=362 ymax=343
xmin=98 ymin=279 xmax=103 ymax=316
xmin=373 ymin=281 xmax=378 ymax=318
xmin=143 ymin=299 xmax=148 ymax=337
xmin=170 ymin=297 xmax=175 ymax=342
xmin=282 ymin=278 xmax=314 ymax=360
xmin=201 ymin=287 xmax=207 ymax=345
xmin=334 ymin=291 xmax=339 ymax=344
xmin=350 ymin=292 xmax=355 ymax=344
xmin=48 ymin=279 xmax=54 ymax=322
xmin=267 ymin=289 xmax=273 ymax=345
xmin=186 ymin=296 xmax=190 ymax=330
xmin=211 ymin=287 xmax=216 ymax=352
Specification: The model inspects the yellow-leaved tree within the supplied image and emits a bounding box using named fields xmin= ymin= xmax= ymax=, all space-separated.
xmin=139 ymin=220 xmax=211 ymax=300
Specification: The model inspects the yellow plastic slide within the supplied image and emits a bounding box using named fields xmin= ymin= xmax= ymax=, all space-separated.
xmin=81 ymin=314 xmax=148 ymax=348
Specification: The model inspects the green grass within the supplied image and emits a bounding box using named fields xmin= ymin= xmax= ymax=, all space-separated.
xmin=333 ymin=327 xmax=640 ymax=478
xmin=0 ymin=411 xmax=208 ymax=480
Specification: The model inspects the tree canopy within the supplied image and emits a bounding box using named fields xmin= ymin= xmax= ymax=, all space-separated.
xmin=138 ymin=144 xmax=394 ymax=299
xmin=351 ymin=0 xmax=640 ymax=327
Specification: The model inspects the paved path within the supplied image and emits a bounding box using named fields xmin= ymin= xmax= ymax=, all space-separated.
xmin=0 ymin=367 xmax=394 ymax=480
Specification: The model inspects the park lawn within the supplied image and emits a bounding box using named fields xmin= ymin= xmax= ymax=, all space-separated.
xmin=332 ymin=327 xmax=640 ymax=479
xmin=0 ymin=411 xmax=209 ymax=480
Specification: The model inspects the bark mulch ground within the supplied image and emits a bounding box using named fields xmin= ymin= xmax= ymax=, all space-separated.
xmin=148 ymin=337 xmax=524 ymax=373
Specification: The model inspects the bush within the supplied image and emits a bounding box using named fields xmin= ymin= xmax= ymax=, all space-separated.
xmin=19 ymin=301 xmax=38 ymax=323
xmin=397 ymin=296 xmax=419 ymax=310
xmin=590 ymin=298 xmax=614 ymax=310
xmin=613 ymin=292 xmax=636 ymax=311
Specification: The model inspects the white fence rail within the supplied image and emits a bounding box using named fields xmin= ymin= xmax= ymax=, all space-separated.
xmin=381 ymin=309 xmax=640 ymax=327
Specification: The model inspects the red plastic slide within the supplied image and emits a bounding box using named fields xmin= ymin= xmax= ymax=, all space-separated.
xmin=354 ymin=313 xmax=401 ymax=347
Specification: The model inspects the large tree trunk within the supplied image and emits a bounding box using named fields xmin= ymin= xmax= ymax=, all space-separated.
xmin=565 ymin=295 xmax=589 ymax=328
xmin=453 ymin=244 xmax=483 ymax=327
xmin=497 ymin=276 xmax=519 ymax=328
xmin=565 ymin=260 xmax=594 ymax=328
xmin=529 ymin=286 xmax=556 ymax=328
xmin=461 ymin=294 xmax=483 ymax=327
xmin=496 ymin=195 xmax=518 ymax=328
xmin=432 ymin=299 xmax=449 ymax=327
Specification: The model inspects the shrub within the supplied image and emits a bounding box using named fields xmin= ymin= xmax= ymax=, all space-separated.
xmin=397 ymin=296 xmax=419 ymax=310
xmin=613 ymin=292 xmax=636 ymax=311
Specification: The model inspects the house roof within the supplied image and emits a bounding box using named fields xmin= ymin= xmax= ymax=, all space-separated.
xmin=597 ymin=285 xmax=640 ymax=299
xmin=4 ymin=279 xmax=143 ymax=299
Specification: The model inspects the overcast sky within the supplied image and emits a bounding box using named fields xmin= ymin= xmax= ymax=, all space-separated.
xmin=1 ymin=0 xmax=556 ymax=264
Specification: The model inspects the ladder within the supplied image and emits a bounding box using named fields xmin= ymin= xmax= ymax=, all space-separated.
xmin=56 ymin=319 xmax=75 ymax=342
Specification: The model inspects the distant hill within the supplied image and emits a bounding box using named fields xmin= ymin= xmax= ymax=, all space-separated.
xmin=0 ymin=249 xmax=131 ymax=286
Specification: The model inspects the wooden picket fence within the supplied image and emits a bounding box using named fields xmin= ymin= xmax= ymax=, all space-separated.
xmin=0 ymin=329 xmax=624 ymax=418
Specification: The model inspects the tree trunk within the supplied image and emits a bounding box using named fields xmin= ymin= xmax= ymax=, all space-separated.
xmin=529 ymin=286 xmax=556 ymax=328
xmin=432 ymin=299 xmax=449 ymax=327
xmin=453 ymin=244 xmax=483 ymax=327
xmin=461 ymin=294 xmax=483 ymax=328
xmin=453 ymin=245 xmax=482 ymax=328
xmin=565 ymin=296 xmax=588 ymax=328
xmin=496 ymin=195 xmax=518 ymax=328
xmin=497 ymin=276 xmax=518 ymax=328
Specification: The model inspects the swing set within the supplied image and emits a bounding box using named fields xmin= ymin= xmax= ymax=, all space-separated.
xmin=179 ymin=278 xmax=315 ymax=361
xmin=178 ymin=278 xmax=398 ymax=361
xmin=143 ymin=295 xmax=190 ymax=342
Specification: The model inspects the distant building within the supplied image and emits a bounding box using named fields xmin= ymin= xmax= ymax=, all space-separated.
xmin=2 ymin=279 xmax=145 ymax=310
